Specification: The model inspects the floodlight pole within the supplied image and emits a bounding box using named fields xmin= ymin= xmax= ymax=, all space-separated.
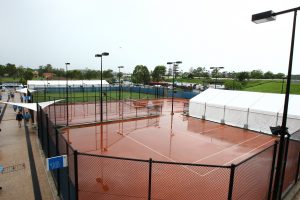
xmin=252 ymin=6 xmax=299 ymax=200
xmin=118 ymin=66 xmax=124 ymax=100
xmin=65 ymin=63 xmax=70 ymax=126
xmin=167 ymin=61 xmax=182 ymax=115
xmin=95 ymin=52 xmax=109 ymax=122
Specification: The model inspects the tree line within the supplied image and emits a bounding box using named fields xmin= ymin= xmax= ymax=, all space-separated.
xmin=0 ymin=63 xmax=286 ymax=85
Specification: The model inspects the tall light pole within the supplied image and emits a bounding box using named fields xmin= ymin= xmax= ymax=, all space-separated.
xmin=252 ymin=6 xmax=299 ymax=199
xmin=95 ymin=52 xmax=109 ymax=122
xmin=167 ymin=61 xmax=182 ymax=115
xmin=65 ymin=62 xmax=70 ymax=126
xmin=118 ymin=66 xmax=124 ymax=100
xmin=210 ymin=67 xmax=224 ymax=89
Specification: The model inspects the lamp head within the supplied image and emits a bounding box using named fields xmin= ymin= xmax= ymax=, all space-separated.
xmin=65 ymin=63 xmax=70 ymax=65
xmin=167 ymin=62 xmax=173 ymax=65
xmin=270 ymin=126 xmax=282 ymax=136
xmin=118 ymin=66 xmax=124 ymax=69
xmin=175 ymin=61 xmax=182 ymax=64
xmin=252 ymin=10 xmax=276 ymax=24
xmin=95 ymin=54 xmax=102 ymax=57
xmin=102 ymin=52 xmax=109 ymax=56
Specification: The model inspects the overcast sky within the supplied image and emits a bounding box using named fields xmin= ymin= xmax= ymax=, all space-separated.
xmin=0 ymin=0 xmax=299 ymax=74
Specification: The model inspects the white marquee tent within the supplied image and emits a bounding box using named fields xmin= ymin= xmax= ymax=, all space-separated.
xmin=27 ymin=80 xmax=109 ymax=89
xmin=0 ymin=99 xmax=64 ymax=111
xmin=189 ymin=89 xmax=300 ymax=135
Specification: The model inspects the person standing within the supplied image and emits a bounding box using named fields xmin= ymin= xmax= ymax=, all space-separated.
xmin=24 ymin=111 xmax=31 ymax=127
xmin=16 ymin=111 xmax=23 ymax=128
xmin=13 ymin=105 xmax=18 ymax=112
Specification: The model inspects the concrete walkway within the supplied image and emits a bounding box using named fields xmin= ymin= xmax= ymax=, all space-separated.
xmin=0 ymin=92 xmax=57 ymax=200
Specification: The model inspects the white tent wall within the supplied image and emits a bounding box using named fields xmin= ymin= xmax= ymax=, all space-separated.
xmin=224 ymin=107 xmax=249 ymax=128
xmin=205 ymin=104 xmax=224 ymax=123
xmin=189 ymin=102 xmax=205 ymax=118
xmin=189 ymin=89 xmax=300 ymax=135
xmin=247 ymin=111 xmax=279 ymax=134
xmin=27 ymin=80 xmax=109 ymax=89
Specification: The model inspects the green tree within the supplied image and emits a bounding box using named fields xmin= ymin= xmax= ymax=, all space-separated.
xmin=131 ymin=65 xmax=150 ymax=85
xmin=224 ymin=80 xmax=242 ymax=90
xmin=250 ymin=70 xmax=264 ymax=79
xmin=16 ymin=66 xmax=25 ymax=79
xmin=0 ymin=64 xmax=5 ymax=76
xmin=236 ymin=71 xmax=250 ymax=82
xmin=23 ymin=69 xmax=34 ymax=82
xmin=103 ymin=69 xmax=114 ymax=79
xmin=6 ymin=63 xmax=17 ymax=77
xmin=193 ymin=67 xmax=207 ymax=77
xmin=69 ymin=70 xmax=83 ymax=79
xmin=264 ymin=71 xmax=274 ymax=79
xmin=84 ymin=69 xmax=98 ymax=80
xmin=152 ymin=65 xmax=166 ymax=82
xmin=274 ymin=73 xmax=285 ymax=79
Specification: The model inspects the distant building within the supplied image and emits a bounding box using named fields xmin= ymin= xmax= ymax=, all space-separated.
xmin=43 ymin=73 xmax=56 ymax=80
xmin=33 ymin=71 xmax=39 ymax=78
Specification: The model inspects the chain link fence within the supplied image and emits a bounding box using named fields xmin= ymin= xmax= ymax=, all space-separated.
xmin=37 ymin=103 xmax=300 ymax=200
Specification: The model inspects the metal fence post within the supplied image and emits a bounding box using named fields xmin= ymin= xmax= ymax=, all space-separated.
xmin=139 ymin=87 xmax=141 ymax=99
xmin=295 ymin=152 xmax=300 ymax=184
xmin=54 ymin=100 xmax=57 ymax=126
xmin=55 ymin=129 xmax=61 ymax=196
xmin=148 ymin=158 xmax=153 ymax=200
xmin=36 ymin=104 xmax=40 ymax=141
xmin=228 ymin=164 xmax=236 ymax=200
xmin=40 ymin=108 xmax=44 ymax=150
xmin=66 ymin=141 xmax=70 ymax=200
xmin=74 ymin=150 xmax=79 ymax=200
xmin=279 ymin=134 xmax=291 ymax=197
xmin=45 ymin=114 xmax=50 ymax=158
xmin=268 ymin=142 xmax=278 ymax=200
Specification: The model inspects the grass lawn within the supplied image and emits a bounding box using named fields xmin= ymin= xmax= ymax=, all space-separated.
xmin=0 ymin=77 xmax=19 ymax=82
xmin=242 ymin=81 xmax=300 ymax=95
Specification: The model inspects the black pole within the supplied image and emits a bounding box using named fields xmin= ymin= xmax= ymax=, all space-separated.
xmin=267 ymin=141 xmax=278 ymax=200
xmin=100 ymin=56 xmax=103 ymax=122
xmin=66 ymin=140 xmax=70 ymax=200
xmin=279 ymin=134 xmax=291 ymax=196
xmin=228 ymin=164 xmax=236 ymax=200
xmin=273 ymin=10 xmax=297 ymax=200
xmin=55 ymin=129 xmax=60 ymax=196
xmin=171 ymin=65 xmax=175 ymax=115
xmin=74 ymin=150 xmax=79 ymax=200
xmin=119 ymin=68 xmax=121 ymax=100
xmin=45 ymin=114 xmax=50 ymax=158
xmin=148 ymin=158 xmax=153 ymax=200
xmin=94 ymin=86 xmax=96 ymax=122
xmin=66 ymin=63 xmax=69 ymax=127
xmin=295 ymin=152 xmax=300 ymax=184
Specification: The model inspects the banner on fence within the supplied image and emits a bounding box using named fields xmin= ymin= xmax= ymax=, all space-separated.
xmin=46 ymin=155 xmax=68 ymax=171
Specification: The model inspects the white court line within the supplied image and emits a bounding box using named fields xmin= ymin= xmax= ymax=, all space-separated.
xmin=200 ymin=138 xmax=277 ymax=177
xmin=125 ymin=135 xmax=204 ymax=176
xmin=192 ymin=134 xmax=262 ymax=164
xmin=125 ymin=130 xmax=275 ymax=178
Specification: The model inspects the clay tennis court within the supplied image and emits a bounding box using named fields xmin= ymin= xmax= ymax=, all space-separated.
xmin=57 ymin=99 xmax=277 ymax=200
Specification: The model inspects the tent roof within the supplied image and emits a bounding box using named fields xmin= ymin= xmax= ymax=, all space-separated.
xmin=0 ymin=99 xmax=64 ymax=111
xmin=16 ymin=88 xmax=36 ymax=94
xmin=27 ymin=80 xmax=109 ymax=87
xmin=190 ymin=88 xmax=300 ymax=117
